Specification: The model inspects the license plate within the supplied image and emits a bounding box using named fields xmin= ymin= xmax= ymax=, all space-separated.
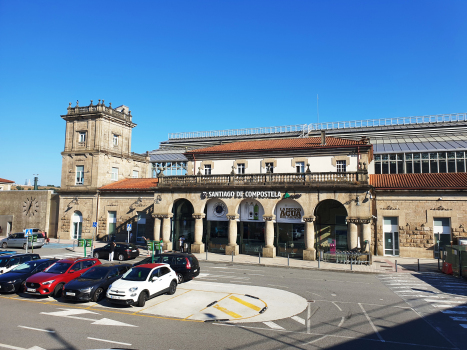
xmin=110 ymin=295 xmax=122 ymax=299
xmin=132 ymin=250 xmax=137 ymax=252
xmin=27 ymin=288 xmax=36 ymax=292
xmin=66 ymin=292 xmax=75 ymax=296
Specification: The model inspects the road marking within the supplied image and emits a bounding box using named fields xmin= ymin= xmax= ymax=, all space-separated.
xmin=0 ymin=343 xmax=45 ymax=350
xmin=87 ymin=337 xmax=131 ymax=346
xmin=41 ymin=308 xmax=137 ymax=327
xmin=449 ymin=317 xmax=467 ymax=322
xmin=358 ymin=303 xmax=385 ymax=342
xmin=331 ymin=302 xmax=343 ymax=311
xmin=229 ymin=295 xmax=261 ymax=311
xmin=338 ymin=316 xmax=345 ymax=327
xmin=267 ymin=284 xmax=289 ymax=289
xmin=291 ymin=316 xmax=305 ymax=325
xmin=441 ymin=310 xmax=467 ymax=315
xmin=247 ymin=273 xmax=264 ymax=276
xmin=307 ymin=335 xmax=327 ymax=344
xmin=18 ymin=326 xmax=55 ymax=333
xmin=213 ymin=304 xmax=242 ymax=318
xmin=424 ymin=299 xmax=465 ymax=303
xmin=460 ymin=324 xmax=467 ymax=329
xmin=263 ymin=321 xmax=284 ymax=330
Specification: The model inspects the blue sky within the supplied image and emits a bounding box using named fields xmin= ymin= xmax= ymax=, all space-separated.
xmin=1 ymin=0 xmax=466 ymax=186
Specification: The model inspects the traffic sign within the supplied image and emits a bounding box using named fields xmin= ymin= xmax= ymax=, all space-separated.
xmin=92 ymin=222 xmax=98 ymax=228
xmin=25 ymin=229 xmax=32 ymax=236
xmin=127 ymin=224 xmax=132 ymax=231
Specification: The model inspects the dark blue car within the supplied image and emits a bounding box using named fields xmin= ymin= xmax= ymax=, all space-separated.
xmin=63 ymin=263 xmax=131 ymax=302
xmin=0 ymin=258 xmax=58 ymax=293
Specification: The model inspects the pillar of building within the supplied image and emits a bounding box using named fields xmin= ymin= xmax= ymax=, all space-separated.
xmin=347 ymin=218 xmax=358 ymax=250
xmin=361 ymin=218 xmax=372 ymax=253
xmin=262 ymin=215 xmax=276 ymax=258
xmin=191 ymin=213 xmax=205 ymax=254
xmin=225 ymin=214 xmax=239 ymax=255
xmin=151 ymin=215 xmax=161 ymax=241
xmin=303 ymin=216 xmax=316 ymax=261
xmin=161 ymin=214 xmax=173 ymax=251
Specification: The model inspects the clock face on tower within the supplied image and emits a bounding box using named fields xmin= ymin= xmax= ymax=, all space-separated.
xmin=23 ymin=197 xmax=39 ymax=217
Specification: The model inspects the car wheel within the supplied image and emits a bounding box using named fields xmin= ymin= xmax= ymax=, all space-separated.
xmin=93 ymin=252 xmax=99 ymax=259
xmin=18 ymin=281 xmax=26 ymax=294
xmin=53 ymin=283 xmax=64 ymax=298
xmin=176 ymin=273 xmax=184 ymax=284
xmin=23 ymin=243 xmax=27 ymax=249
xmin=118 ymin=254 xmax=125 ymax=261
xmin=168 ymin=280 xmax=177 ymax=295
xmin=92 ymin=287 xmax=104 ymax=302
xmin=137 ymin=291 xmax=147 ymax=307
xmin=1 ymin=242 xmax=7 ymax=248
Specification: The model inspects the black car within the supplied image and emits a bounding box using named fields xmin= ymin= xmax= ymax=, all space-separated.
xmin=0 ymin=253 xmax=40 ymax=275
xmin=0 ymin=258 xmax=57 ymax=293
xmin=93 ymin=242 xmax=140 ymax=261
xmin=62 ymin=263 xmax=132 ymax=302
xmin=134 ymin=253 xmax=200 ymax=284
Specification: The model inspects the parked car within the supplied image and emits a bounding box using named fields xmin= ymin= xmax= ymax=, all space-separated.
xmin=0 ymin=259 xmax=58 ymax=293
xmin=93 ymin=242 xmax=139 ymax=261
xmin=134 ymin=252 xmax=200 ymax=284
xmin=0 ymin=254 xmax=41 ymax=274
xmin=25 ymin=257 xmax=101 ymax=297
xmin=1 ymin=233 xmax=45 ymax=249
xmin=106 ymin=263 xmax=178 ymax=307
xmin=63 ymin=263 xmax=132 ymax=302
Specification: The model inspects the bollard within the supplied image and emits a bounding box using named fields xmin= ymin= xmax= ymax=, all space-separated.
xmin=288 ymin=254 xmax=290 ymax=266
xmin=73 ymin=240 xmax=75 ymax=252
xmin=259 ymin=252 xmax=261 ymax=264
xmin=58 ymin=235 xmax=60 ymax=244
xmin=206 ymin=249 xmax=208 ymax=261
xmin=318 ymin=252 xmax=320 ymax=269
xmin=306 ymin=300 xmax=314 ymax=334
xmin=232 ymin=251 xmax=234 ymax=262
xmin=418 ymin=259 xmax=420 ymax=272
xmin=350 ymin=259 xmax=352 ymax=271
xmin=438 ymin=255 xmax=440 ymax=270
xmin=395 ymin=260 xmax=397 ymax=272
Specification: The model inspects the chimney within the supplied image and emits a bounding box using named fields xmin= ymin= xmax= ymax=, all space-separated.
xmin=320 ymin=130 xmax=326 ymax=145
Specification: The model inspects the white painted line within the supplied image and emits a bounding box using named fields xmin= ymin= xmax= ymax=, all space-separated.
xmin=358 ymin=303 xmax=385 ymax=343
xmin=425 ymin=299 xmax=465 ymax=303
xmin=449 ymin=317 xmax=467 ymax=322
xmin=291 ymin=316 xmax=305 ymax=325
xmin=442 ymin=310 xmax=467 ymax=315
xmin=332 ymin=302 xmax=343 ymax=312
xmin=267 ymin=284 xmax=289 ymax=289
xmin=338 ymin=316 xmax=345 ymax=327
xmin=18 ymin=326 xmax=55 ymax=333
xmin=247 ymin=273 xmax=264 ymax=276
xmin=263 ymin=321 xmax=284 ymax=330
xmin=87 ymin=337 xmax=131 ymax=346
xmin=307 ymin=335 xmax=327 ymax=344
xmin=0 ymin=343 xmax=46 ymax=350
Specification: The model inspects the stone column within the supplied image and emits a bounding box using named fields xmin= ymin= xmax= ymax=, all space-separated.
xmin=361 ymin=218 xmax=372 ymax=253
xmin=347 ymin=218 xmax=358 ymax=250
xmin=191 ymin=213 xmax=205 ymax=254
xmin=151 ymin=215 xmax=161 ymax=241
xmin=262 ymin=215 xmax=276 ymax=258
xmin=225 ymin=214 xmax=239 ymax=255
xmin=162 ymin=214 xmax=173 ymax=251
xmin=303 ymin=216 xmax=316 ymax=261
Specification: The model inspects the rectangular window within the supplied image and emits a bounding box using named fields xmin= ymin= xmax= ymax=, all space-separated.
xmin=336 ymin=160 xmax=346 ymax=173
xmin=75 ymin=165 xmax=84 ymax=185
xmin=79 ymin=132 xmax=86 ymax=143
xmin=108 ymin=211 xmax=117 ymax=238
xmin=113 ymin=134 xmax=119 ymax=146
xmin=265 ymin=162 xmax=274 ymax=173
xmin=152 ymin=162 xmax=187 ymax=177
xmin=237 ymin=163 xmax=245 ymax=174
xmin=132 ymin=170 xmax=139 ymax=178
xmin=111 ymin=167 xmax=118 ymax=181
xmin=136 ymin=212 xmax=146 ymax=243
xmin=204 ymin=164 xmax=211 ymax=175
xmin=296 ymin=162 xmax=305 ymax=173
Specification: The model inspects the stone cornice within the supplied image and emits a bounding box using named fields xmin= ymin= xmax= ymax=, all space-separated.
xmin=303 ymin=216 xmax=316 ymax=222
xmin=226 ymin=214 xmax=239 ymax=221
xmin=192 ymin=213 xmax=206 ymax=219
xmin=263 ymin=215 xmax=275 ymax=221
xmin=152 ymin=213 xmax=173 ymax=219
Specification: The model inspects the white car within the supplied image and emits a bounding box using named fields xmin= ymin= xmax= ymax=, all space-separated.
xmin=106 ymin=263 xmax=178 ymax=307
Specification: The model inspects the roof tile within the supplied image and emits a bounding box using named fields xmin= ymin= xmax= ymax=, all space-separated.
xmin=99 ymin=178 xmax=158 ymax=191
xmin=0 ymin=178 xmax=14 ymax=183
xmin=370 ymin=173 xmax=467 ymax=189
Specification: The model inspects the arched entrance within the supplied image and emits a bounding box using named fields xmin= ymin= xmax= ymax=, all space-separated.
xmin=72 ymin=211 xmax=82 ymax=240
xmin=172 ymin=199 xmax=194 ymax=251
xmin=274 ymin=198 xmax=305 ymax=258
xmin=238 ymin=199 xmax=265 ymax=255
xmin=203 ymin=199 xmax=229 ymax=253
xmin=314 ymin=199 xmax=348 ymax=252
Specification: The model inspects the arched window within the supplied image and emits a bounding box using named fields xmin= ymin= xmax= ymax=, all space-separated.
xmin=72 ymin=211 xmax=83 ymax=240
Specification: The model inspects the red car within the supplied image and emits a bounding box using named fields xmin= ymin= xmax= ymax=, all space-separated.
xmin=25 ymin=257 xmax=101 ymax=297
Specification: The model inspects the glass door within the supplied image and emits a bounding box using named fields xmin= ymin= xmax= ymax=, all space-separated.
xmin=434 ymin=218 xmax=451 ymax=258
xmin=383 ymin=217 xmax=399 ymax=256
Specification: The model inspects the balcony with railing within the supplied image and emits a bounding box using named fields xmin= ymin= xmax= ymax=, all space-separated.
xmin=157 ymin=171 xmax=368 ymax=188
xmin=65 ymin=100 xmax=133 ymax=122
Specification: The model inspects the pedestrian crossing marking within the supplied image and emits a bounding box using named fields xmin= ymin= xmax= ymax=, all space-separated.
xmin=291 ymin=316 xmax=305 ymax=325
xmin=229 ymin=296 xmax=261 ymax=312
xmin=213 ymin=304 xmax=242 ymax=319
xmin=263 ymin=321 xmax=284 ymax=330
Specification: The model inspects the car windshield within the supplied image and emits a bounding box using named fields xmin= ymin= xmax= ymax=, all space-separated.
xmin=122 ymin=267 xmax=150 ymax=281
xmin=44 ymin=262 xmax=72 ymax=274
xmin=10 ymin=262 xmax=35 ymax=273
xmin=0 ymin=258 xmax=11 ymax=267
xmin=80 ymin=267 xmax=108 ymax=280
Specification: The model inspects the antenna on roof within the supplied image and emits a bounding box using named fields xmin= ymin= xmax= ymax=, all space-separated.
xmin=317 ymin=94 xmax=319 ymax=124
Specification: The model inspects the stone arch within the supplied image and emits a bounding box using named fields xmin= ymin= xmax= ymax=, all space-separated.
xmin=237 ymin=199 xmax=267 ymax=255
xmin=172 ymin=198 xmax=195 ymax=248
xmin=314 ymin=199 xmax=348 ymax=251
xmin=203 ymin=198 xmax=231 ymax=253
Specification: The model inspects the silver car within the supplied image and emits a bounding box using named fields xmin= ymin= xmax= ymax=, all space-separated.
xmin=1 ymin=233 xmax=45 ymax=249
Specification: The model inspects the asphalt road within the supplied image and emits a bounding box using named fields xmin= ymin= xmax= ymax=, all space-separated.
xmin=0 ymin=245 xmax=465 ymax=350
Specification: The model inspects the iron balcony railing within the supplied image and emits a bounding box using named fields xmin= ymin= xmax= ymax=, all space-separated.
xmin=157 ymin=172 xmax=366 ymax=187
xmin=168 ymin=113 xmax=467 ymax=140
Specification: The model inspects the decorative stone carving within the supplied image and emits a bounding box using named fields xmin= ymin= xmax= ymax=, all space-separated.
xmin=303 ymin=216 xmax=315 ymax=222
xmin=192 ymin=213 xmax=206 ymax=220
xmin=381 ymin=205 xmax=399 ymax=210
xmin=263 ymin=215 xmax=275 ymax=221
xmin=430 ymin=206 xmax=452 ymax=211
xmin=226 ymin=214 xmax=239 ymax=221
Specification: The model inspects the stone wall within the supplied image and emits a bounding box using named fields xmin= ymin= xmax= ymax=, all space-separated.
xmin=0 ymin=190 xmax=58 ymax=237
xmin=374 ymin=191 xmax=467 ymax=258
